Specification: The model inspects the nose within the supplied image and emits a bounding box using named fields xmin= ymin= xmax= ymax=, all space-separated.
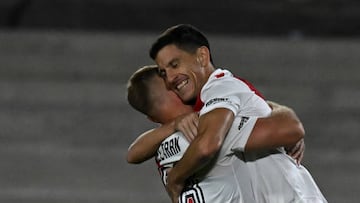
xmin=163 ymin=68 xmax=177 ymax=84
xmin=160 ymin=68 xmax=179 ymax=91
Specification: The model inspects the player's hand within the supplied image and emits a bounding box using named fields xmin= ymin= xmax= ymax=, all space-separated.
xmin=286 ymin=138 xmax=305 ymax=165
xmin=166 ymin=171 xmax=184 ymax=203
xmin=174 ymin=112 xmax=199 ymax=142
xmin=266 ymin=100 xmax=281 ymax=110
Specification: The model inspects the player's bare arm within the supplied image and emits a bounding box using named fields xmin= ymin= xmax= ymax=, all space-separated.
xmin=166 ymin=108 xmax=234 ymax=203
xmin=268 ymin=101 xmax=305 ymax=163
xmin=127 ymin=112 xmax=198 ymax=164
xmin=127 ymin=122 xmax=176 ymax=164
xmin=127 ymin=102 xmax=304 ymax=164
xmin=244 ymin=101 xmax=305 ymax=152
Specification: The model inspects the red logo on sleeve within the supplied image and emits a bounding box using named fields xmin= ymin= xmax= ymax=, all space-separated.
xmin=215 ymin=72 xmax=225 ymax=78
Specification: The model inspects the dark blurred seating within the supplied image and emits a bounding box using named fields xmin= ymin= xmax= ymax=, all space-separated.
xmin=0 ymin=0 xmax=360 ymax=37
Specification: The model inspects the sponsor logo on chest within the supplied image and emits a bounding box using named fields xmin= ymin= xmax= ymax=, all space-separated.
xmin=205 ymin=98 xmax=229 ymax=107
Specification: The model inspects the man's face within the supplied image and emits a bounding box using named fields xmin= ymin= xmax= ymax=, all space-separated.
xmin=149 ymin=75 xmax=193 ymax=124
xmin=155 ymin=44 xmax=206 ymax=104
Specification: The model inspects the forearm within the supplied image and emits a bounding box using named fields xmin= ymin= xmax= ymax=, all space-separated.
xmin=268 ymin=108 xmax=304 ymax=149
xmin=127 ymin=121 xmax=176 ymax=164
xmin=271 ymin=103 xmax=305 ymax=147
xmin=167 ymin=136 xmax=214 ymax=183
xmin=245 ymin=103 xmax=305 ymax=152
xmin=168 ymin=108 xmax=233 ymax=184
xmin=164 ymin=128 xmax=217 ymax=203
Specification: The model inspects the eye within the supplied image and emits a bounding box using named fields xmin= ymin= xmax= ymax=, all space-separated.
xmin=158 ymin=68 xmax=166 ymax=78
xmin=169 ymin=61 xmax=178 ymax=68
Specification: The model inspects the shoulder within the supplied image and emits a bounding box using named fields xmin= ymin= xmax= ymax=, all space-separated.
xmin=201 ymin=69 xmax=251 ymax=97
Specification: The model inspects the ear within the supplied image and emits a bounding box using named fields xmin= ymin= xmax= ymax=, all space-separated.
xmin=196 ymin=46 xmax=210 ymax=66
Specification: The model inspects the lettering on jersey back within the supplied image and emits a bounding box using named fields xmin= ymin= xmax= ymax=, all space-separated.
xmin=157 ymin=136 xmax=181 ymax=161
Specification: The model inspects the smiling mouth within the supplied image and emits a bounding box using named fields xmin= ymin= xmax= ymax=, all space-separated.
xmin=176 ymin=79 xmax=188 ymax=91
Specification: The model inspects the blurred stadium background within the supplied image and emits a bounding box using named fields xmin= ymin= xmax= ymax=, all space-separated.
xmin=0 ymin=0 xmax=359 ymax=202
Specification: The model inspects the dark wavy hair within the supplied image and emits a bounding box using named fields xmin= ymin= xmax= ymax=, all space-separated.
xmin=149 ymin=24 xmax=213 ymax=62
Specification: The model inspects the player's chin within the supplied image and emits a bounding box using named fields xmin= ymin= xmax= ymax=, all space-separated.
xmin=179 ymin=87 xmax=196 ymax=102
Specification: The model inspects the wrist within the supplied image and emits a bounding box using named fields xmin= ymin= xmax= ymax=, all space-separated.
xmin=167 ymin=167 xmax=185 ymax=186
xmin=159 ymin=121 xmax=176 ymax=137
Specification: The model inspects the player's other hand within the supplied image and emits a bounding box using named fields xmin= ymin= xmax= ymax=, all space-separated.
xmin=174 ymin=112 xmax=199 ymax=142
xmin=286 ymin=138 xmax=305 ymax=165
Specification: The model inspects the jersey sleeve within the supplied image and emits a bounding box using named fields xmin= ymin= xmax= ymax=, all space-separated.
xmin=199 ymin=76 xmax=254 ymax=117
xmin=230 ymin=116 xmax=258 ymax=152
xmin=198 ymin=69 xmax=271 ymax=156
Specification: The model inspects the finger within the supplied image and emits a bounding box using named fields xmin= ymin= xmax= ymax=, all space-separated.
xmin=289 ymin=146 xmax=300 ymax=158
xmin=185 ymin=115 xmax=198 ymax=140
xmin=287 ymin=142 xmax=299 ymax=156
xmin=189 ymin=128 xmax=196 ymax=140
xmin=182 ymin=127 xmax=194 ymax=142
xmin=291 ymin=140 xmax=302 ymax=154
xmin=292 ymin=151 xmax=301 ymax=163
xmin=297 ymin=151 xmax=304 ymax=165
xmin=183 ymin=133 xmax=193 ymax=142
xmin=188 ymin=128 xmax=196 ymax=141
xmin=297 ymin=141 xmax=305 ymax=164
xmin=176 ymin=123 xmax=189 ymax=141
xmin=267 ymin=100 xmax=280 ymax=109
xmin=291 ymin=143 xmax=303 ymax=159
xmin=193 ymin=114 xmax=199 ymax=127
xmin=293 ymin=149 xmax=304 ymax=165
xmin=190 ymin=121 xmax=198 ymax=138
xmin=295 ymin=140 xmax=305 ymax=156
xmin=193 ymin=119 xmax=199 ymax=129
xmin=292 ymin=142 xmax=305 ymax=164
xmin=181 ymin=120 xmax=193 ymax=140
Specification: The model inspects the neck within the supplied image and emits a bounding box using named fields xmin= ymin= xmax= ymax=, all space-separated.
xmin=201 ymin=63 xmax=215 ymax=85
xmin=187 ymin=64 xmax=215 ymax=106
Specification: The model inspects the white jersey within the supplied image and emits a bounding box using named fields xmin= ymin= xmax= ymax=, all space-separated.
xmin=199 ymin=68 xmax=327 ymax=203
xmin=156 ymin=129 xmax=256 ymax=203
xmin=155 ymin=68 xmax=267 ymax=203
xmin=156 ymin=131 xmax=189 ymax=186
xmin=156 ymin=68 xmax=327 ymax=202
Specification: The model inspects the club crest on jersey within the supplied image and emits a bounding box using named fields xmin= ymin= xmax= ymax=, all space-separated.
xmin=238 ymin=116 xmax=249 ymax=130
xmin=205 ymin=98 xmax=229 ymax=107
